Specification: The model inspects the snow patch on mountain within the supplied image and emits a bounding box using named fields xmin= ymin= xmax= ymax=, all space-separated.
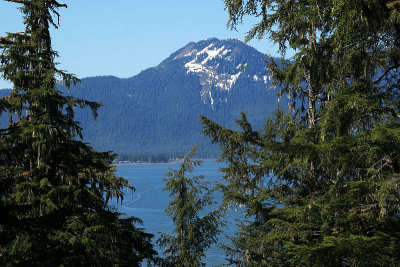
xmin=184 ymin=44 xmax=232 ymax=74
xmin=169 ymin=39 xmax=270 ymax=107
xmin=200 ymin=44 xmax=230 ymax=63
xmin=228 ymin=72 xmax=241 ymax=87
xmin=263 ymin=75 xmax=271 ymax=84
xmin=174 ymin=50 xmax=196 ymax=60
xmin=178 ymin=42 xmax=247 ymax=106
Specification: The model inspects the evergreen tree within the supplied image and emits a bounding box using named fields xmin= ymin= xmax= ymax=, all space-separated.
xmin=158 ymin=148 xmax=222 ymax=266
xmin=202 ymin=0 xmax=400 ymax=265
xmin=0 ymin=1 xmax=156 ymax=265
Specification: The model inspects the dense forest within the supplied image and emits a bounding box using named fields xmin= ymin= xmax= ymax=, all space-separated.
xmin=1 ymin=0 xmax=400 ymax=266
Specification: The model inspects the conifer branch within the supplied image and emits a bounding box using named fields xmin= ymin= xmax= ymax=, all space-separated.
xmin=387 ymin=0 xmax=400 ymax=9
xmin=6 ymin=0 xmax=67 ymax=8
xmin=375 ymin=106 xmax=400 ymax=118
xmin=48 ymin=0 xmax=67 ymax=8
xmin=373 ymin=64 xmax=400 ymax=84
xmin=0 ymin=36 xmax=13 ymax=44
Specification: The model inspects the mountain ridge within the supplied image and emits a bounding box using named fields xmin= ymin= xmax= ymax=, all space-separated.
xmin=1 ymin=38 xmax=281 ymax=158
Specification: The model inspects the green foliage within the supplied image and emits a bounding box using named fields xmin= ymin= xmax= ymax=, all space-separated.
xmin=158 ymin=148 xmax=222 ymax=266
xmin=201 ymin=0 xmax=400 ymax=265
xmin=0 ymin=1 xmax=156 ymax=265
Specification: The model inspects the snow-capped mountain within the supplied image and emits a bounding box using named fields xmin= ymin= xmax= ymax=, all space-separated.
xmin=1 ymin=38 xmax=280 ymax=157
xmin=160 ymin=38 xmax=272 ymax=107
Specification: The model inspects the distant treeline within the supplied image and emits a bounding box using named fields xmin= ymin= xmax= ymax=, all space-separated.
xmin=116 ymin=153 xmax=170 ymax=163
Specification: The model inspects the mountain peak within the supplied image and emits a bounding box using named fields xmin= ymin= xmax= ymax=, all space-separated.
xmin=163 ymin=38 xmax=270 ymax=107
xmin=40 ymin=38 xmax=280 ymax=157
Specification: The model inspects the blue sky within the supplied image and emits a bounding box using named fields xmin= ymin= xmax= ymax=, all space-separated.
xmin=0 ymin=0 xmax=284 ymax=89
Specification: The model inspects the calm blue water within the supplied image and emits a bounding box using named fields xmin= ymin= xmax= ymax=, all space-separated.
xmin=109 ymin=160 xmax=241 ymax=266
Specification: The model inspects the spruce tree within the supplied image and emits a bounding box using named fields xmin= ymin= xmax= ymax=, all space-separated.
xmin=158 ymin=148 xmax=222 ymax=266
xmin=0 ymin=1 xmax=156 ymax=266
xmin=202 ymin=0 xmax=400 ymax=265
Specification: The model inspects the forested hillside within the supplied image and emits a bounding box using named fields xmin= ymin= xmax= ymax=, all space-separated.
xmin=70 ymin=39 xmax=280 ymax=158
xmin=2 ymin=38 xmax=281 ymax=158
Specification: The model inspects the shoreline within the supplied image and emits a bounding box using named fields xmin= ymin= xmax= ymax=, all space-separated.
xmin=113 ymin=158 xmax=218 ymax=166
xmin=114 ymin=161 xmax=179 ymax=166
